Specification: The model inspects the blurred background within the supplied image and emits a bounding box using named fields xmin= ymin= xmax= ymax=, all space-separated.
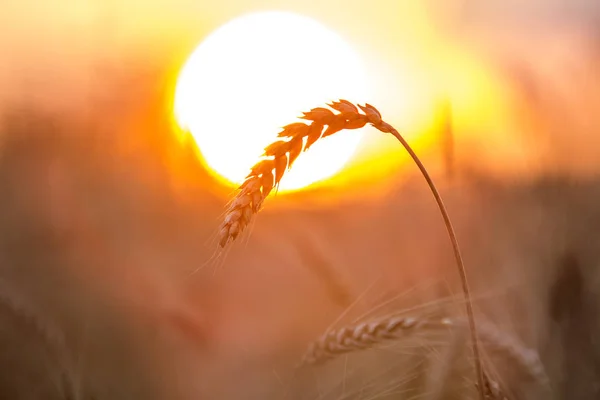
xmin=1 ymin=0 xmax=600 ymax=399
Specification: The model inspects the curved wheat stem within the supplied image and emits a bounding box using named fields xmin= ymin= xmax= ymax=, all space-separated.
xmin=217 ymin=100 xmax=484 ymax=399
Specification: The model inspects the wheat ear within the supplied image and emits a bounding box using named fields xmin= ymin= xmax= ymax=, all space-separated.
xmin=299 ymin=314 xmax=547 ymax=395
xmin=299 ymin=314 xmax=451 ymax=365
xmin=217 ymin=100 xmax=484 ymax=399
xmin=476 ymin=321 xmax=549 ymax=388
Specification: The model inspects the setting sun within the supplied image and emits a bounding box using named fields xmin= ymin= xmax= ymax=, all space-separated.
xmin=174 ymin=11 xmax=368 ymax=191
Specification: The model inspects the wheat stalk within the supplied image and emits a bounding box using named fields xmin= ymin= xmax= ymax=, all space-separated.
xmin=217 ymin=99 xmax=484 ymax=399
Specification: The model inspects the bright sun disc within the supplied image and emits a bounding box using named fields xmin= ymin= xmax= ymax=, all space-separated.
xmin=174 ymin=11 xmax=368 ymax=191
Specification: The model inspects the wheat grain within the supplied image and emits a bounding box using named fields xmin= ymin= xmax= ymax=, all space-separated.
xmin=217 ymin=100 xmax=372 ymax=248
xmin=299 ymin=313 xmax=547 ymax=395
xmin=299 ymin=314 xmax=452 ymax=366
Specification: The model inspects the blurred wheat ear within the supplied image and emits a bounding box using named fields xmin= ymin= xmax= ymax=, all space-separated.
xmin=298 ymin=313 xmax=548 ymax=399
xmin=217 ymin=99 xmax=484 ymax=399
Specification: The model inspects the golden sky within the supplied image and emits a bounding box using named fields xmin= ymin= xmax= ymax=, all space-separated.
xmin=3 ymin=0 xmax=600 ymax=186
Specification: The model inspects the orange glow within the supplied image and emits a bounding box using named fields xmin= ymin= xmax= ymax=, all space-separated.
xmin=163 ymin=3 xmax=524 ymax=198
xmin=174 ymin=11 xmax=369 ymax=192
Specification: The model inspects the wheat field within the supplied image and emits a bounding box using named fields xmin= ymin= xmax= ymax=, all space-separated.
xmin=2 ymin=1 xmax=600 ymax=399
xmin=1 ymin=103 xmax=600 ymax=399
